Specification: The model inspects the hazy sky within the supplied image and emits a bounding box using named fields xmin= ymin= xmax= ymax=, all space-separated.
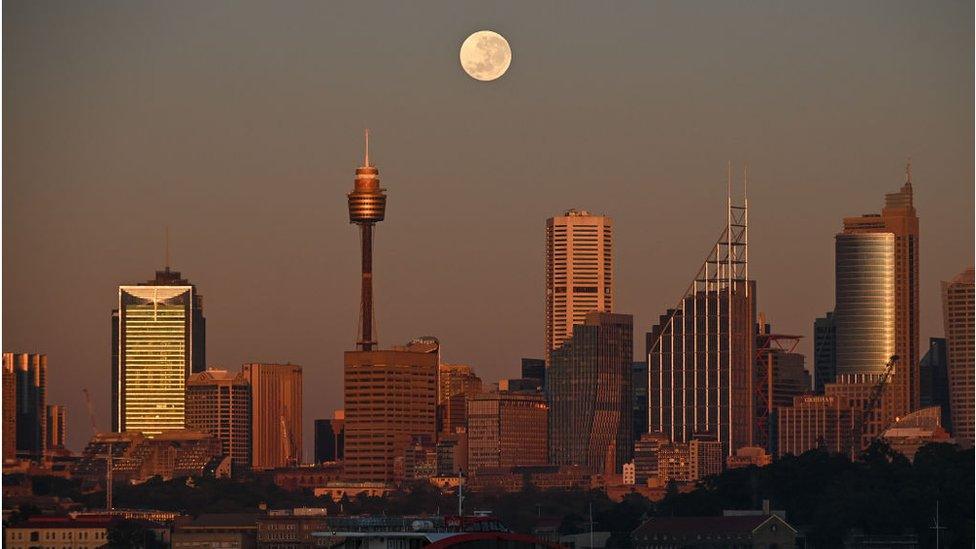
xmin=4 ymin=1 xmax=973 ymax=456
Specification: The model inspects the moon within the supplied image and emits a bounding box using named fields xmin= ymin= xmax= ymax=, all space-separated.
xmin=459 ymin=30 xmax=512 ymax=82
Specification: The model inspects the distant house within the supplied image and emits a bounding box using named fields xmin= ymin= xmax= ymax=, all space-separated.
xmin=632 ymin=514 xmax=796 ymax=549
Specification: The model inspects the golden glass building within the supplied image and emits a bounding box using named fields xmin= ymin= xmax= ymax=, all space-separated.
xmin=112 ymin=268 xmax=205 ymax=436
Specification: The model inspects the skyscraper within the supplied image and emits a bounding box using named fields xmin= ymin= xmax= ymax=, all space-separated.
xmin=467 ymin=390 xmax=548 ymax=473
xmin=45 ymin=404 xmax=67 ymax=453
xmin=243 ymin=363 xmax=302 ymax=470
xmin=549 ymin=312 xmax=633 ymax=474
xmin=840 ymin=167 xmax=919 ymax=417
xmin=919 ymin=338 xmax=951 ymax=432
xmin=942 ymin=267 xmax=974 ymax=448
xmin=437 ymin=363 xmax=483 ymax=403
xmin=4 ymin=353 xmax=47 ymax=459
xmin=546 ymin=209 xmax=613 ymax=363
xmin=341 ymin=135 xmax=438 ymax=483
xmin=647 ymin=171 xmax=754 ymax=456
xmin=521 ymin=358 xmax=546 ymax=388
xmin=185 ymin=369 xmax=252 ymax=472
xmin=112 ymin=266 xmax=206 ymax=435
xmin=834 ymin=232 xmax=896 ymax=377
xmin=3 ymin=361 xmax=16 ymax=461
xmin=632 ymin=361 xmax=649 ymax=438
xmin=813 ymin=312 xmax=836 ymax=393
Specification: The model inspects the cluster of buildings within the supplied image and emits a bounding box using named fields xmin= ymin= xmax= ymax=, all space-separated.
xmin=2 ymin=141 xmax=972 ymax=506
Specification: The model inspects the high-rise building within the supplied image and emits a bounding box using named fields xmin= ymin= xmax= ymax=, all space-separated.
xmin=657 ymin=438 xmax=723 ymax=484
xmin=437 ymin=364 xmax=483 ymax=403
xmin=632 ymin=361 xmax=649 ymax=438
xmin=840 ymin=169 xmax=919 ymax=417
xmin=919 ymin=338 xmax=951 ymax=432
xmin=437 ymin=393 xmax=469 ymax=438
xmin=546 ymin=209 xmax=613 ymax=363
xmin=647 ymin=176 xmax=755 ymax=456
xmin=942 ymin=267 xmax=974 ymax=448
xmin=813 ymin=312 xmax=836 ymax=392
xmin=45 ymin=405 xmax=67 ymax=452
xmin=185 ymin=369 xmax=251 ymax=471
xmin=834 ymin=232 xmax=896 ymax=378
xmin=314 ymin=410 xmax=345 ymax=464
xmin=776 ymin=395 xmax=855 ymax=457
xmin=243 ymin=363 xmax=302 ymax=470
xmin=521 ymin=358 xmax=546 ymax=388
xmin=633 ymin=432 xmax=668 ymax=485
xmin=467 ymin=390 xmax=548 ymax=473
xmin=3 ymin=361 xmax=16 ymax=461
xmin=344 ymin=339 xmax=438 ymax=482
xmin=112 ymin=266 xmax=206 ymax=435
xmin=549 ymin=312 xmax=633 ymax=474
xmin=4 ymin=353 xmax=47 ymax=459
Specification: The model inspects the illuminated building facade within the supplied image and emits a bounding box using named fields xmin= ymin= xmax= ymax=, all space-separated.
xmin=546 ymin=209 xmax=613 ymax=363
xmin=437 ymin=363 xmax=483 ymax=403
xmin=4 ymin=353 xmax=47 ymax=459
xmin=45 ymin=404 xmax=67 ymax=453
xmin=549 ymin=312 xmax=633 ymax=474
xmin=776 ymin=395 xmax=855 ymax=457
xmin=112 ymin=267 xmax=205 ymax=436
xmin=647 ymin=172 xmax=755 ymax=456
xmin=243 ymin=363 xmax=302 ymax=470
xmin=942 ymin=267 xmax=974 ymax=447
xmin=467 ymin=390 xmax=548 ymax=472
xmin=185 ymin=369 xmax=252 ymax=471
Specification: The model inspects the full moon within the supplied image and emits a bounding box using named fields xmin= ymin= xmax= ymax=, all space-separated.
xmin=459 ymin=30 xmax=512 ymax=82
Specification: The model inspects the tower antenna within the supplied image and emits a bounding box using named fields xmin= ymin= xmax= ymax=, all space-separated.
xmin=364 ymin=128 xmax=370 ymax=166
xmin=165 ymin=226 xmax=171 ymax=271
xmin=906 ymin=156 xmax=912 ymax=184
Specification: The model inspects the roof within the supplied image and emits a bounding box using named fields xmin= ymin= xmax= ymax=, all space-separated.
xmin=633 ymin=515 xmax=795 ymax=537
xmin=176 ymin=513 xmax=262 ymax=529
xmin=11 ymin=516 xmax=118 ymax=529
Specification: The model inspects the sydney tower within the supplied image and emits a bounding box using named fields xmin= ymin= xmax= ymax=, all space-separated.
xmin=347 ymin=130 xmax=386 ymax=351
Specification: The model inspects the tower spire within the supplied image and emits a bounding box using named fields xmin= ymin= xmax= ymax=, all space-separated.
xmin=165 ymin=226 xmax=171 ymax=271
xmin=364 ymin=128 xmax=370 ymax=167
xmin=905 ymin=156 xmax=912 ymax=185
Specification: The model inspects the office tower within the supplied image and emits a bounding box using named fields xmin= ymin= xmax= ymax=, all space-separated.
xmin=348 ymin=129 xmax=386 ymax=352
xmin=840 ymin=168 xmax=919 ymax=417
xmin=113 ymin=266 xmax=206 ymax=435
xmin=467 ymin=391 xmax=548 ymax=473
xmin=243 ymin=363 xmax=302 ymax=470
xmin=436 ymin=433 xmax=468 ymax=476
xmin=437 ymin=363 xmax=483 ymax=403
xmin=549 ymin=312 xmax=633 ymax=474
xmin=438 ymin=393 xmax=469 ymax=438
xmin=344 ymin=339 xmax=438 ymax=482
xmin=546 ymin=209 xmax=613 ymax=363
xmin=776 ymin=395 xmax=855 ymax=457
xmin=647 ymin=174 xmax=755 ymax=456
xmin=4 ymin=353 xmax=47 ymax=459
xmin=942 ymin=267 xmax=975 ymax=448
xmin=834 ymin=232 xmax=896 ymax=377
xmin=919 ymin=338 xmax=951 ymax=432
xmin=314 ymin=410 xmax=345 ymax=463
xmin=521 ymin=358 xmax=546 ymax=388
xmin=185 ymin=369 xmax=252 ymax=471
xmin=632 ymin=362 xmax=649 ymax=437
xmin=3 ymin=361 xmax=16 ymax=461
xmin=813 ymin=312 xmax=837 ymax=392
xmin=754 ymin=321 xmax=807 ymax=450
xmin=45 ymin=405 xmax=67 ymax=452
xmin=657 ymin=438 xmax=723 ymax=484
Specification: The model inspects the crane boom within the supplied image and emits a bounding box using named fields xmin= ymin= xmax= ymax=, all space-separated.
xmin=850 ymin=355 xmax=899 ymax=458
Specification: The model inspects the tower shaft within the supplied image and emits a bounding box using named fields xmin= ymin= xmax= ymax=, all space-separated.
xmin=358 ymin=223 xmax=375 ymax=351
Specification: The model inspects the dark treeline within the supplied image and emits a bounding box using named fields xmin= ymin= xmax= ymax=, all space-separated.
xmin=6 ymin=442 xmax=972 ymax=548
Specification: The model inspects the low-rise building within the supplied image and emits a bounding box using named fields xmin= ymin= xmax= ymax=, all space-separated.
xmin=632 ymin=514 xmax=796 ymax=549
xmin=172 ymin=513 xmax=261 ymax=549
xmin=272 ymin=463 xmax=344 ymax=491
xmin=727 ymin=446 xmax=773 ymax=469
xmin=5 ymin=516 xmax=114 ymax=549
xmin=882 ymin=407 xmax=953 ymax=461
xmin=73 ymin=430 xmax=224 ymax=484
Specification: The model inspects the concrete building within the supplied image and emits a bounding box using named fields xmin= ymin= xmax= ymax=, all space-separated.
xmin=546 ymin=209 xmax=613 ymax=363
xmin=438 ymin=393 xmax=469 ymax=438
xmin=840 ymin=173 xmax=919 ymax=419
xmin=438 ymin=363 xmax=483 ymax=403
xmin=549 ymin=312 xmax=633 ymax=474
xmin=919 ymin=338 xmax=952 ymax=432
xmin=185 ymin=368 xmax=251 ymax=471
xmin=45 ymin=404 xmax=67 ymax=453
xmin=172 ymin=513 xmax=260 ymax=549
xmin=657 ymin=438 xmax=723 ymax=484
xmin=813 ymin=312 xmax=837 ymax=392
xmin=314 ymin=410 xmax=345 ymax=463
xmin=242 ymin=363 xmax=302 ymax=470
xmin=726 ymin=446 xmax=772 ymax=469
xmin=942 ymin=267 xmax=974 ymax=447
xmin=113 ymin=267 xmax=206 ymax=436
xmin=343 ymin=338 xmax=438 ymax=483
xmin=3 ymin=359 xmax=16 ymax=461
xmin=73 ymin=430 xmax=224 ymax=484
xmin=467 ymin=391 xmax=548 ymax=473
xmin=776 ymin=395 xmax=855 ymax=457
xmin=436 ymin=431 xmax=468 ymax=476
xmin=4 ymin=353 xmax=47 ymax=459
xmin=5 ymin=516 xmax=115 ymax=549
xmin=633 ymin=432 xmax=669 ymax=486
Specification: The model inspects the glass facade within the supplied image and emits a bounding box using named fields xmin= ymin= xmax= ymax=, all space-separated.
xmin=834 ymin=233 xmax=895 ymax=376
xmin=117 ymin=286 xmax=193 ymax=437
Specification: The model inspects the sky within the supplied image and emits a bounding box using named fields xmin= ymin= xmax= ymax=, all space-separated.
xmin=4 ymin=1 xmax=973 ymax=457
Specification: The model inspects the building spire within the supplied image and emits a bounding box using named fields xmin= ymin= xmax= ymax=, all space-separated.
xmin=165 ymin=226 xmax=171 ymax=271
xmin=905 ymin=156 xmax=912 ymax=185
xmin=364 ymin=128 xmax=370 ymax=167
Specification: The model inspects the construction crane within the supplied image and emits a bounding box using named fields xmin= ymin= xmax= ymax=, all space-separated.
xmin=849 ymin=355 xmax=899 ymax=459
xmin=82 ymin=388 xmax=113 ymax=511
xmin=280 ymin=415 xmax=296 ymax=466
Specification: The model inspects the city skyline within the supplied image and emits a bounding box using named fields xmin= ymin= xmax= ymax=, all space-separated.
xmin=4 ymin=2 xmax=973 ymax=455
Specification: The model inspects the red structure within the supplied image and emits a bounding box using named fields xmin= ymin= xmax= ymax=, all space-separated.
xmin=753 ymin=321 xmax=802 ymax=450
